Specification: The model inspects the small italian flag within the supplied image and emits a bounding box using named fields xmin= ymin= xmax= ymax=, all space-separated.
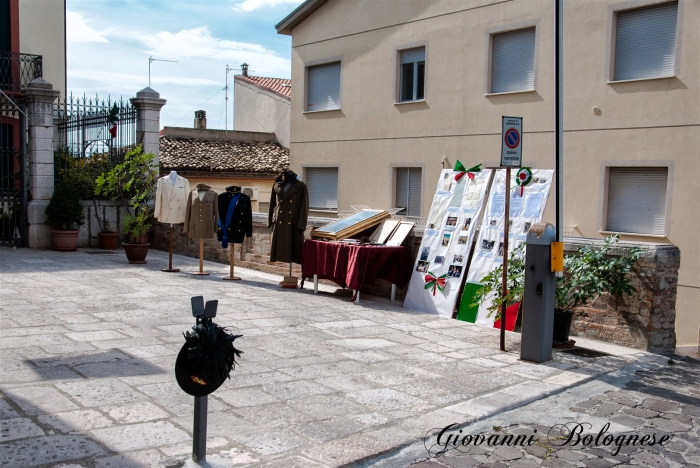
xmin=453 ymin=161 xmax=482 ymax=182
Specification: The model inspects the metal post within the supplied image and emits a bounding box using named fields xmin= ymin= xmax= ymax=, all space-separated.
xmin=500 ymin=168 xmax=511 ymax=352
xmin=192 ymin=395 xmax=208 ymax=462
xmin=555 ymin=0 xmax=564 ymax=244
xmin=19 ymin=103 xmax=27 ymax=247
xmin=520 ymin=223 xmax=557 ymax=362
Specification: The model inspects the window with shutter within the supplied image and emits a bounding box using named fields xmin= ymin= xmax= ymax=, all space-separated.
xmin=307 ymin=62 xmax=341 ymax=112
xmin=395 ymin=168 xmax=422 ymax=216
xmin=399 ymin=48 xmax=425 ymax=102
xmin=306 ymin=167 xmax=338 ymax=211
xmin=490 ymin=27 xmax=536 ymax=94
xmin=613 ymin=2 xmax=678 ymax=81
xmin=606 ymin=167 xmax=668 ymax=235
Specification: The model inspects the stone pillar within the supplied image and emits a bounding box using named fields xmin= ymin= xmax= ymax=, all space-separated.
xmin=23 ymin=78 xmax=61 ymax=248
xmin=130 ymin=87 xmax=166 ymax=166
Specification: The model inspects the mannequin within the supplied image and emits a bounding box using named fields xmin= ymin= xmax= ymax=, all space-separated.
xmin=268 ymin=170 xmax=309 ymax=287
xmin=184 ymin=183 xmax=218 ymax=275
xmin=154 ymin=170 xmax=190 ymax=272
xmin=217 ymin=186 xmax=252 ymax=280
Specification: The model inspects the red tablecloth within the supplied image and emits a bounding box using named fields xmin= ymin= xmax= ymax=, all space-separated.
xmin=301 ymin=239 xmax=413 ymax=291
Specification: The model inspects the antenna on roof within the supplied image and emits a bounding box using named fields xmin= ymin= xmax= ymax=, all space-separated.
xmin=148 ymin=56 xmax=178 ymax=87
xmin=224 ymin=63 xmax=255 ymax=134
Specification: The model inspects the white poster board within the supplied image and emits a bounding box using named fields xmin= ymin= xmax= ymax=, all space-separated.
xmin=404 ymin=168 xmax=491 ymax=317
xmin=463 ymin=169 xmax=554 ymax=326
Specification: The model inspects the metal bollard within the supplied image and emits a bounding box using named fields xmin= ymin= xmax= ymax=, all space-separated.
xmin=520 ymin=223 xmax=557 ymax=363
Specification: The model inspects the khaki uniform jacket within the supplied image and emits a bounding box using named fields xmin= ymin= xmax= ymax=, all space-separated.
xmin=154 ymin=175 xmax=191 ymax=224
xmin=184 ymin=185 xmax=218 ymax=239
xmin=267 ymin=180 xmax=309 ymax=264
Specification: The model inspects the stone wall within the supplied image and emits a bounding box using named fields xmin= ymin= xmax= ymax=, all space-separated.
xmin=564 ymin=238 xmax=679 ymax=353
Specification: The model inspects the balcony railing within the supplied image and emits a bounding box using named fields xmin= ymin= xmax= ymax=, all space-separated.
xmin=0 ymin=52 xmax=43 ymax=94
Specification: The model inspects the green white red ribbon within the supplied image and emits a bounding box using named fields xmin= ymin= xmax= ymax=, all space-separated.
xmin=454 ymin=161 xmax=482 ymax=182
xmin=424 ymin=271 xmax=447 ymax=296
xmin=516 ymin=167 xmax=533 ymax=197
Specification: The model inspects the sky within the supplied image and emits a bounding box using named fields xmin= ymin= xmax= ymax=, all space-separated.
xmin=67 ymin=0 xmax=305 ymax=130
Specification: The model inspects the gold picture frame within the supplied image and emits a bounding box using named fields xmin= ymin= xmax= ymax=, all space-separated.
xmin=311 ymin=210 xmax=391 ymax=241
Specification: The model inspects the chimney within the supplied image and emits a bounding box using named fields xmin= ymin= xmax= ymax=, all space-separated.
xmin=194 ymin=110 xmax=206 ymax=129
xmin=241 ymin=63 xmax=249 ymax=77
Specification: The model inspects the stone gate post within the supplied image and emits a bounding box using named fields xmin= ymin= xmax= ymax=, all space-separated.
xmin=23 ymin=78 xmax=60 ymax=248
xmin=130 ymin=87 xmax=166 ymax=166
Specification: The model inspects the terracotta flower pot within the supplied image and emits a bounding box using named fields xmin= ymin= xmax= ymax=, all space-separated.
xmin=123 ymin=243 xmax=150 ymax=264
xmin=97 ymin=232 xmax=120 ymax=250
xmin=51 ymin=229 xmax=79 ymax=251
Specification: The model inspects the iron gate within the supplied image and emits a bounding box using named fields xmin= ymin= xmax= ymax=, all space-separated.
xmin=0 ymin=96 xmax=26 ymax=246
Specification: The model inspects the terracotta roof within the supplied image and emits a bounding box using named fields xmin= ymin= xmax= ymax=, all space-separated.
xmin=235 ymin=75 xmax=291 ymax=100
xmin=159 ymin=136 xmax=289 ymax=175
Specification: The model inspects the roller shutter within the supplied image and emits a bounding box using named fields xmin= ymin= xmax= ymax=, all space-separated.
xmin=306 ymin=167 xmax=338 ymax=210
xmin=491 ymin=27 xmax=536 ymax=93
xmin=606 ymin=167 xmax=668 ymax=235
xmin=396 ymin=168 xmax=422 ymax=217
xmin=307 ymin=62 xmax=341 ymax=111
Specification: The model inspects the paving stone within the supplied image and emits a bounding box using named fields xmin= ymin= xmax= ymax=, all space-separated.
xmin=0 ymin=398 xmax=19 ymax=419
xmin=556 ymin=449 xmax=589 ymax=461
xmin=37 ymin=409 xmax=114 ymax=433
xmin=491 ymin=445 xmax=524 ymax=460
xmin=592 ymin=401 xmax=623 ymax=418
xmin=649 ymin=417 xmax=692 ymax=432
xmin=0 ymin=417 xmax=44 ymax=442
xmin=233 ymin=429 xmax=309 ymax=455
xmin=642 ymin=398 xmax=680 ymax=413
xmin=91 ymin=421 xmax=190 ymax=451
xmin=57 ymin=379 xmax=145 ymax=407
xmin=215 ymin=388 xmax=281 ymax=407
xmin=94 ymin=450 xmax=165 ymax=468
xmin=347 ymin=388 xmax=423 ymax=412
xmin=630 ymin=451 xmax=671 ymax=467
xmin=5 ymin=386 xmax=78 ymax=415
xmin=262 ymin=380 xmax=336 ymax=399
xmin=105 ymin=401 xmax=170 ymax=423
xmin=0 ymin=434 xmax=105 ymax=467
xmin=623 ymin=406 xmax=660 ymax=418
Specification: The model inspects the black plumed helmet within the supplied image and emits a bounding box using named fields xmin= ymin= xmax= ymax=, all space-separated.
xmin=175 ymin=323 xmax=243 ymax=396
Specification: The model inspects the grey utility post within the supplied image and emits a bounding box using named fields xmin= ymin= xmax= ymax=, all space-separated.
xmin=130 ymin=87 xmax=166 ymax=166
xmin=23 ymin=78 xmax=61 ymax=248
xmin=520 ymin=222 xmax=557 ymax=363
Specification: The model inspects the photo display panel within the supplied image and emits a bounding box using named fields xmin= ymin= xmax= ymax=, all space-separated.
xmin=404 ymin=168 xmax=491 ymax=317
xmin=457 ymin=169 xmax=554 ymax=327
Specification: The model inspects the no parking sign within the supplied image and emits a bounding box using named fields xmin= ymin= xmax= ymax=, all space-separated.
xmin=501 ymin=116 xmax=523 ymax=167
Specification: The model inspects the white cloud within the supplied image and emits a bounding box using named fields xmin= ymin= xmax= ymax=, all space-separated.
xmin=67 ymin=69 xmax=221 ymax=89
xmin=66 ymin=11 xmax=109 ymax=43
xmin=233 ymin=0 xmax=304 ymax=12
xmin=139 ymin=27 xmax=290 ymax=76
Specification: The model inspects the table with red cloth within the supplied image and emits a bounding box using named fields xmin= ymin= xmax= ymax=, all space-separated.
xmin=301 ymin=239 xmax=413 ymax=297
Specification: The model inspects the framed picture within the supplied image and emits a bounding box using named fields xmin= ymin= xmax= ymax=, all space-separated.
xmin=369 ymin=219 xmax=400 ymax=244
xmin=385 ymin=221 xmax=414 ymax=247
xmin=311 ymin=210 xmax=390 ymax=241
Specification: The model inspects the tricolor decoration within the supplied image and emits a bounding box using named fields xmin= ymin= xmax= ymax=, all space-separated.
xmin=454 ymin=161 xmax=482 ymax=183
xmin=424 ymin=271 xmax=447 ymax=296
xmin=515 ymin=167 xmax=533 ymax=197
xmin=107 ymin=104 xmax=119 ymax=139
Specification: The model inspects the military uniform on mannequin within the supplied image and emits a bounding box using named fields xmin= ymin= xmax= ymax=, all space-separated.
xmin=268 ymin=170 xmax=309 ymax=264
xmin=184 ymin=183 xmax=218 ymax=239
xmin=154 ymin=171 xmax=191 ymax=224
xmin=217 ymin=186 xmax=253 ymax=247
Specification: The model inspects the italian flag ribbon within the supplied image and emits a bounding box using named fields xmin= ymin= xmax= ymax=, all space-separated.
xmin=424 ymin=271 xmax=447 ymax=296
xmin=516 ymin=167 xmax=533 ymax=197
xmin=454 ymin=161 xmax=482 ymax=182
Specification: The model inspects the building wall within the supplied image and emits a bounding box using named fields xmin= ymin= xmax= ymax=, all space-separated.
xmin=18 ymin=0 xmax=66 ymax=97
xmin=233 ymin=79 xmax=291 ymax=149
xmin=285 ymin=0 xmax=700 ymax=349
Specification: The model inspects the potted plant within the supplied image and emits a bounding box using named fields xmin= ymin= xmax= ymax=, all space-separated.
xmin=553 ymin=234 xmax=643 ymax=344
xmin=95 ymin=145 xmax=157 ymax=264
xmin=474 ymin=234 xmax=642 ymax=345
xmin=45 ymin=178 xmax=85 ymax=251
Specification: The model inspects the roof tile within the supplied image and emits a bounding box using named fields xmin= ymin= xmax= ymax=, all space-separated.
xmin=236 ymin=75 xmax=291 ymax=99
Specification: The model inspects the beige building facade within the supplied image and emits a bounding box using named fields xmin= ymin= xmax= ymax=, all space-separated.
xmin=277 ymin=0 xmax=699 ymax=353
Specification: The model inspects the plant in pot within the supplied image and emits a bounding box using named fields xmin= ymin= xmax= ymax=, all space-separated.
xmin=45 ymin=178 xmax=85 ymax=251
xmin=553 ymin=234 xmax=643 ymax=344
xmin=472 ymin=243 xmax=526 ymax=326
xmin=95 ymin=145 xmax=157 ymax=264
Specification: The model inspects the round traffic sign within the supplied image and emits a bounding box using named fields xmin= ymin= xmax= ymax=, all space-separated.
xmin=505 ymin=128 xmax=520 ymax=149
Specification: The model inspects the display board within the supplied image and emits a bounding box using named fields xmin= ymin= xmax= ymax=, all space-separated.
xmin=457 ymin=169 xmax=554 ymax=327
xmin=404 ymin=167 xmax=491 ymax=317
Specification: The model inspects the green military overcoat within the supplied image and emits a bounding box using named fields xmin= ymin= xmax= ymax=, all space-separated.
xmin=268 ymin=180 xmax=309 ymax=264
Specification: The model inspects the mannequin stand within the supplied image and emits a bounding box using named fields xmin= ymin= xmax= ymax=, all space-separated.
xmin=161 ymin=224 xmax=180 ymax=273
xmin=280 ymin=261 xmax=298 ymax=288
xmin=192 ymin=239 xmax=210 ymax=276
xmin=222 ymin=244 xmax=241 ymax=281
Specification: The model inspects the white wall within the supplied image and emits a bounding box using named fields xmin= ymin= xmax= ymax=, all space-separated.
xmin=233 ymin=79 xmax=291 ymax=149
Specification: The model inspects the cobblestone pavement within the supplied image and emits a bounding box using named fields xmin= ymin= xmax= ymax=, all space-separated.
xmin=403 ymin=357 xmax=699 ymax=468
xmin=0 ymin=248 xmax=669 ymax=468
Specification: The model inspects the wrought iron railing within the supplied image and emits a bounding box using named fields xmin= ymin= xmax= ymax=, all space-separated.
xmin=53 ymin=94 xmax=138 ymax=183
xmin=0 ymin=52 xmax=42 ymax=94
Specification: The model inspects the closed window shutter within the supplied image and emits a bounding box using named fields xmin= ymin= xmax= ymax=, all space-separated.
xmin=614 ymin=2 xmax=678 ymax=81
xmin=491 ymin=27 xmax=536 ymax=93
xmin=306 ymin=167 xmax=338 ymax=210
xmin=307 ymin=62 xmax=341 ymax=111
xmin=396 ymin=168 xmax=422 ymax=217
xmin=400 ymin=48 xmax=425 ymax=64
xmin=606 ymin=168 xmax=668 ymax=235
